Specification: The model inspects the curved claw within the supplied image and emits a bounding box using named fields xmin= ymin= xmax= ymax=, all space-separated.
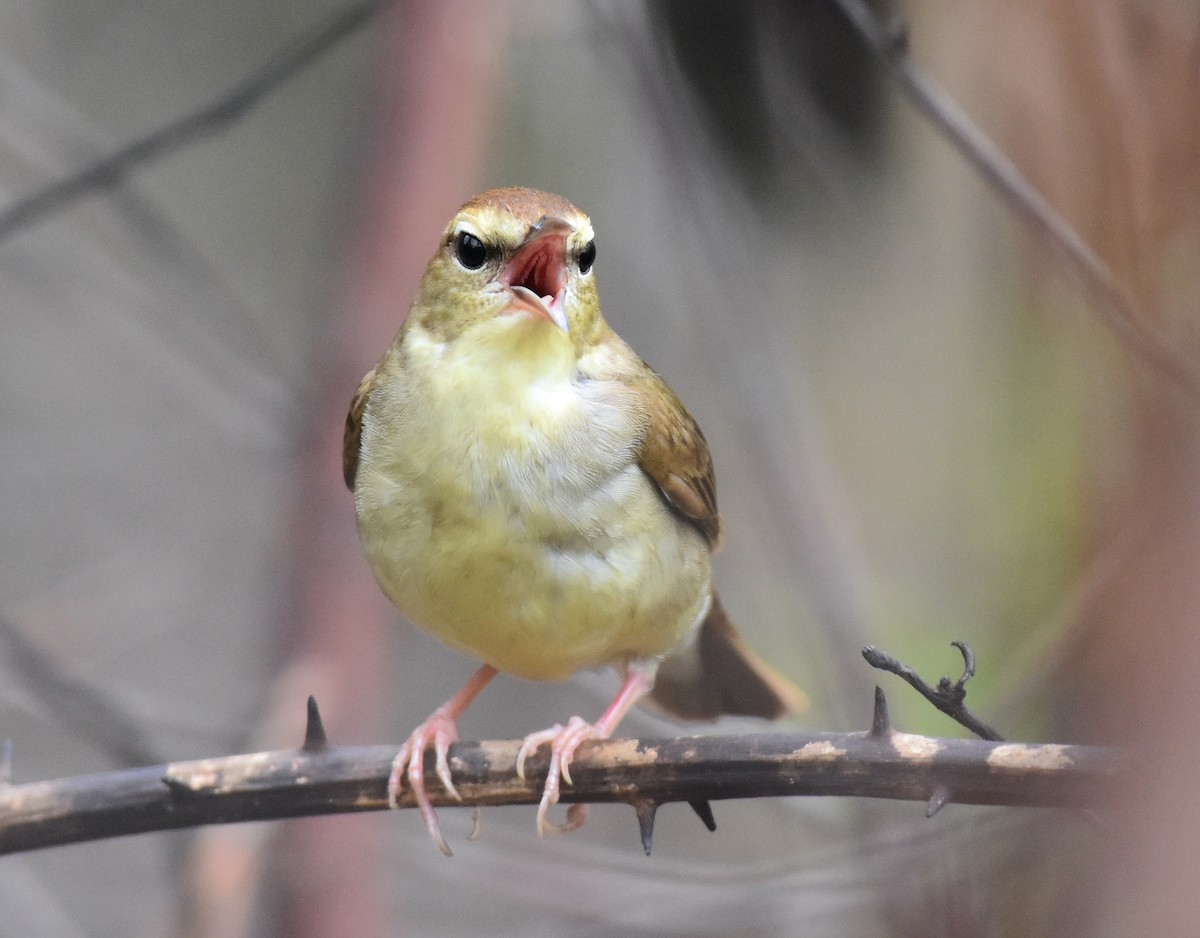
xmin=385 ymin=663 xmax=498 ymax=856
xmin=534 ymin=793 xmax=591 ymax=836
xmin=387 ymin=709 xmax=463 ymax=857
xmin=516 ymin=723 xmax=562 ymax=781
xmin=467 ymin=806 xmax=484 ymax=841
xmin=533 ymin=754 xmax=562 ymax=837
xmin=520 ymin=716 xmax=606 ymax=838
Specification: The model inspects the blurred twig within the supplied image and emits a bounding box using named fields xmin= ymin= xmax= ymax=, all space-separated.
xmin=0 ymin=615 xmax=160 ymax=768
xmin=830 ymin=0 xmax=1200 ymax=400
xmin=0 ymin=691 xmax=1123 ymax=856
xmin=0 ymin=0 xmax=386 ymax=243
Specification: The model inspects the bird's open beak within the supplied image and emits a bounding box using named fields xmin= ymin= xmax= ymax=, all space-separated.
xmin=499 ymin=216 xmax=573 ymax=333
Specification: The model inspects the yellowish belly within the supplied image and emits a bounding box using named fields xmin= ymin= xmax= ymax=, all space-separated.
xmin=358 ymin=462 xmax=710 ymax=681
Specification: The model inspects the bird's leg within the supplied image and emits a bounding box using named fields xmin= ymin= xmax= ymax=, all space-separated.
xmin=516 ymin=662 xmax=656 ymax=837
xmin=389 ymin=662 xmax=498 ymax=856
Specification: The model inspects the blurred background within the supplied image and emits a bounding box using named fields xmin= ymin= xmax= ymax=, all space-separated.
xmin=1 ymin=0 xmax=1198 ymax=935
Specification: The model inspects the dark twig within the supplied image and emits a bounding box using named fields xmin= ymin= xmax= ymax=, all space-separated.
xmin=829 ymin=0 xmax=1200 ymax=401
xmin=0 ymin=0 xmax=386 ymax=243
xmin=862 ymin=642 xmax=1004 ymax=741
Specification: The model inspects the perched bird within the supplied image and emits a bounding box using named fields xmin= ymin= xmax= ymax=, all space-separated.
xmin=344 ymin=187 xmax=804 ymax=855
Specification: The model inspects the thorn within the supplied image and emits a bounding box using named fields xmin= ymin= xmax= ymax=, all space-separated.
xmin=302 ymin=695 xmax=328 ymax=752
xmin=926 ymin=785 xmax=952 ymax=817
xmin=689 ymin=799 xmax=717 ymax=832
xmin=633 ymin=799 xmax=658 ymax=856
xmin=467 ymin=806 xmax=483 ymax=841
xmin=870 ymin=686 xmax=892 ymax=737
xmin=161 ymin=774 xmax=194 ymax=798
xmin=0 ymin=739 xmax=11 ymax=786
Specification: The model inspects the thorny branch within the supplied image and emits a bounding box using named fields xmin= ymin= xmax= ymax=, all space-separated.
xmin=0 ymin=691 xmax=1124 ymax=856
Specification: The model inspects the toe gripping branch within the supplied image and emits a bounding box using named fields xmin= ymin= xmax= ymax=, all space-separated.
xmin=287 ymin=642 xmax=1003 ymax=856
xmin=2 ymin=660 xmax=1117 ymax=857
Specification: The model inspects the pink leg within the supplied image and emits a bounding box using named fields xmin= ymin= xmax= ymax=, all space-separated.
xmin=516 ymin=664 xmax=656 ymax=837
xmin=389 ymin=663 xmax=498 ymax=856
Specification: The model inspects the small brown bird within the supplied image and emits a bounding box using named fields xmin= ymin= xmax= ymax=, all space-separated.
xmin=344 ymin=187 xmax=804 ymax=855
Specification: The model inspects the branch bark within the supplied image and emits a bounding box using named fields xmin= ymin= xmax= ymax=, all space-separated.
xmin=0 ymin=696 xmax=1125 ymax=856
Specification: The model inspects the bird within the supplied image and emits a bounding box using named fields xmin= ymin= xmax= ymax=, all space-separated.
xmin=343 ymin=186 xmax=805 ymax=855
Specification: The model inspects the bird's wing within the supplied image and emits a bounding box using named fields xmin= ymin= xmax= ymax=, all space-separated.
xmin=342 ymin=365 xmax=377 ymax=490
xmin=621 ymin=359 xmax=722 ymax=549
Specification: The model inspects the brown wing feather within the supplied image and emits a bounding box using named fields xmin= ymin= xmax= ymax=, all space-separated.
xmin=342 ymin=366 xmax=377 ymax=490
xmin=623 ymin=360 xmax=722 ymax=549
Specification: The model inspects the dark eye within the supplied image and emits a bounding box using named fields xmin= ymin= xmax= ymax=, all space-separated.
xmin=578 ymin=240 xmax=596 ymax=275
xmin=453 ymin=231 xmax=488 ymax=270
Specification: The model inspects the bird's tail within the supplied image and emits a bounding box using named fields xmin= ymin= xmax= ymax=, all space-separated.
xmin=649 ymin=592 xmax=807 ymax=721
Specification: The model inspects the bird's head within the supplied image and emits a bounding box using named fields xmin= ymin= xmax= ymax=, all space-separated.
xmin=411 ymin=187 xmax=604 ymax=355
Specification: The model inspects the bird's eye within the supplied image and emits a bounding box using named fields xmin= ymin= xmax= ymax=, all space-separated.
xmin=453 ymin=231 xmax=488 ymax=270
xmin=578 ymin=240 xmax=596 ymax=275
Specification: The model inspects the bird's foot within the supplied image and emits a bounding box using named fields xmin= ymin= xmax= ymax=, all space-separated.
xmin=388 ymin=706 xmax=462 ymax=857
xmin=515 ymin=716 xmax=607 ymax=837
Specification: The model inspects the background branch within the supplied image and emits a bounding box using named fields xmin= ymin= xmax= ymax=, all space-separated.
xmin=0 ymin=615 xmax=161 ymax=768
xmin=0 ymin=0 xmax=386 ymax=242
xmin=829 ymin=0 xmax=1200 ymax=400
